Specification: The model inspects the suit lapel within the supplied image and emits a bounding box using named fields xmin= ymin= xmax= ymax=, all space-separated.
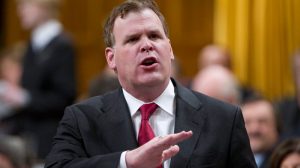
xmin=170 ymin=81 xmax=207 ymax=168
xmin=34 ymin=35 xmax=59 ymax=64
xmin=97 ymin=81 xmax=207 ymax=164
xmin=100 ymin=89 xmax=138 ymax=151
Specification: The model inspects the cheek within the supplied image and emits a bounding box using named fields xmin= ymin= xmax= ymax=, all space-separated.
xmin=114 ymin=54 xmax=131 ymax=71
xmin=160 ymin=44 xmax=172 ymax=56
xmin=27 ymin=6 xmax=45 ymax=21
xmin=116 ymin=47 xmax=136 ymax=63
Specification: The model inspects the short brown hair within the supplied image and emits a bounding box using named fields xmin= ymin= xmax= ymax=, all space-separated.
xmin=103 ymin=0 xmax=169 ymax=47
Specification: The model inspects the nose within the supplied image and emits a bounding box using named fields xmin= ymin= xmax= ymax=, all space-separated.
xmin=248 ymin=121 xmax=261 ymax=133
xmin=140 ymin=37 xmax=153 ymax=53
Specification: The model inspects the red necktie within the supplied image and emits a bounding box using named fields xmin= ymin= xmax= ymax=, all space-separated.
xmin=138 ymin=103 xmax=163 ymax=168
xmin=138 ymin=103 xmax=157 ymax=145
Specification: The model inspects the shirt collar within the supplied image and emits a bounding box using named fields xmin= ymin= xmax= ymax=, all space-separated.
xmin=123 ymin=80 xmax=175 ymax=117
xmin=31 ymin=19 xmax=62 ymax=51
xmin=254 ymin=153 xmax=265 ymax=167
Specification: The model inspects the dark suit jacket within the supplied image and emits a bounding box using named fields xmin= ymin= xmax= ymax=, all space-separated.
xmin=45 ymin=80 xmax=256 ymax=168
xmin=275 ymin=97 xmax=300 ymax=138
xmin=11 ymin=32 xmax=77 ymax=159
xmin=21 ymin=32 xmax=76 ymax=118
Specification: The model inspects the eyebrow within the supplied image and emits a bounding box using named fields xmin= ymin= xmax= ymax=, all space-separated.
xmin=124 ymin=29 xmax=163 ymax=40
xmin=123 ymin=33 xmax=140 ymax=44
xmin=148 ymin=29 xmax=163 ymax=36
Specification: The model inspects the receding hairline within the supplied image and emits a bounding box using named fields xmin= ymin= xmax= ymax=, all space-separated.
xmin=103 ymin=0 xmax=169 ymax=47
xmin=114 ymin=8 xmax=165 ymax=32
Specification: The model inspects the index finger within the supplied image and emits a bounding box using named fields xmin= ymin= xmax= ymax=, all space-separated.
xmin=154 ymin=131 xmax=193 ymax=149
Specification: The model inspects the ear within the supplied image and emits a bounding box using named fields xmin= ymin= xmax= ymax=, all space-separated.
xmin=105 ymin=47 xmax=117 ymax=71
xmin=168 ymin=39 xmax=175 ymax=60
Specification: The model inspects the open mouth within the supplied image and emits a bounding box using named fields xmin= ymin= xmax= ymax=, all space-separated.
xmin=141 ymin=57 xmax=157 ymax=66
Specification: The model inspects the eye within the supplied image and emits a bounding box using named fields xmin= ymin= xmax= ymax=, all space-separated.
xmin=149 ymin=33 xmax=160 ymax=40
xmin=126 ymin=36 xmax=139 ymax=44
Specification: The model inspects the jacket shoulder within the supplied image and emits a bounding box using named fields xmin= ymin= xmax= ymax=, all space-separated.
xmin=68 ymin=89 xmax=120 ymax=113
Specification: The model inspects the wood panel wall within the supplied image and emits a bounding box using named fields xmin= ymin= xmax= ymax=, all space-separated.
xmin=3 ymin=0 xmax=213 ymax=95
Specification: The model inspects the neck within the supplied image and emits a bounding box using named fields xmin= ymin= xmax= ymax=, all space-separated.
xmin=125 ymin=80 xmax=170 ymax=102
xmin=31 ymin=17 xmax=54 ymax=31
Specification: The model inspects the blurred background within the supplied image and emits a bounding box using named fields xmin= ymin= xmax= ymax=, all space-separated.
xmin=1 ymin=0 xmax=300 ymax=101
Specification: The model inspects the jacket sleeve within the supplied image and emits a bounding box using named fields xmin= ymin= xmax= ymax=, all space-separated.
xmin=228 ymin=107 xmax=258 ymax=168
xmin=44 ymin=107 xmax=121 ymax=168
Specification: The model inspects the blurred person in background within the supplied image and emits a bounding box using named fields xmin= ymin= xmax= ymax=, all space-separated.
xmin=196 ymin=44 xmax=258 ymax=103
xmin=198 ymin=44 xmax=231 ymax=70
xmin=0 ymin=0 xmax=77 ymax=162
xmin=87 ymin=65 xmax=120 ymax=98
xmin=0 ymin=43 xmax=24 ymax=121
xmin=170 ymin=59 xmax=190 ymax=87
xmin=242 ymin=95 xmax=280 ymax=168
xmin=276 ymin=50 xmax=300 ymax=138
xmin=191 ymin=65 xmax=241 ymax=105
xmin=0 ymin=134 xmax=34 ymax=168
xmin=269 ymin=138 xmax=300 ymax=168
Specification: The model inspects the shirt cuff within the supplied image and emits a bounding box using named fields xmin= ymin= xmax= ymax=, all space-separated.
xmin=118 ymin=151 xmax=128 ymax=168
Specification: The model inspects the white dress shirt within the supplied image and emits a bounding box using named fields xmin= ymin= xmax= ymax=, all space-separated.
xmin=119 ymin=80 xmax=176 ymax=168
xmin=31 ymin=19 xmax=62 ymax=51
xmin=254 ymin=153 xmax=265 ymax=168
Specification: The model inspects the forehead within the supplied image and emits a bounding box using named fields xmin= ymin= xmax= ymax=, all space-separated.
xmin=243 ymin=101 xmax=274 ymax=118
xmin=113 ymin=8 xmax=164 ymax=36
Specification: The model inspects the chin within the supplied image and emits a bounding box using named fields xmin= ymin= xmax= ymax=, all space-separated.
xmin=21 ymin=23 xmax=33 ymax=30
xmin=142 ymin=74 xmax=166 ymax=84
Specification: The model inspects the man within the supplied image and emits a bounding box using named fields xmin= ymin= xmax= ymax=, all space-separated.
xmin=191 ymin=65 xmax=241 ymax=105
xmin=242 ymin=96 xmax=280 ymax=168
xmin=1 ymin=0 xmax=77 ymax=160
xmin=196 ymin=44 xmax=258 ymax=103
xmin=0 ymin=44 xmax=24 ymax=120
xmin=87 ymin=66 xmax=120 ymax=97
xmin=45 ymin=0 xmax=256 ymax=167
xmin=197 ymin=44 xmax=231 ymax=70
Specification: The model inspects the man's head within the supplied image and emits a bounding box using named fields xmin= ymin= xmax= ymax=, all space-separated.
xmin=242 ymin=96 xmax=280 ymax=153
xmin=16 ymin=0 xmax=61 ymax=30
xmin=104 ymin=0 xmax=174 ymax=101
xmin=104 ymin=0 xmax=169 ymax=48
xmin=0 ymin=43 xmax=24 ymax=85
xmin=198 ymin=44 xmax=231 ymax=70
xmin=191 ymin=65 xmax=240 ymax=104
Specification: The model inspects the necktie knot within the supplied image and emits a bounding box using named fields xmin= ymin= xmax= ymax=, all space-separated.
xmin=140 ymin=103 xmax=158 ymax=120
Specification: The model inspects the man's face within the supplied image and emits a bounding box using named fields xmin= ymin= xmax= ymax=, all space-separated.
xmin=105 ymin=9 xmax=174 ymax=94
xmin=242 ymin=101 xmax=278 ymax=153
xmin=200 ymin=47 xmax=229 ymax=70
xmin=17 ymin=1 xmax=48 ymax=30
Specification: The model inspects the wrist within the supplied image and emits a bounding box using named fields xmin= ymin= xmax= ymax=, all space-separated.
xmin=125 ymin=150 xmax=136 ymax=168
